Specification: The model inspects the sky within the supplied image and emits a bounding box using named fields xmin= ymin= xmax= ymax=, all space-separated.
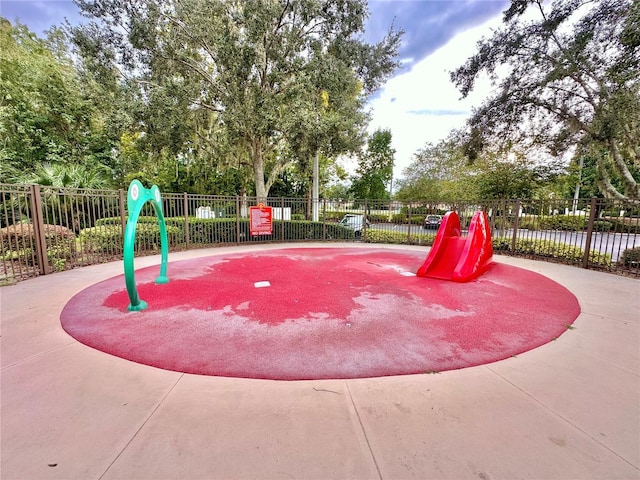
xmin=1 ymin=0 xmax=510 ymax=179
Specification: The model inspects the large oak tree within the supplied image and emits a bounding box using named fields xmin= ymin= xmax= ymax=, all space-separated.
xmin=451 ymin=0 xmax=640 ymax=200
xmin=71 ymin=0 xmax=402 ymax=198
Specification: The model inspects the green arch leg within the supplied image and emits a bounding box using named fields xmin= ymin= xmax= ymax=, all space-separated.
xmin=123 ymin=180 xmax=169 ymax=311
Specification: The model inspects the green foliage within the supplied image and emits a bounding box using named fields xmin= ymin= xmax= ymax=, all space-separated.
xmin=0 ymin=222 xmax=77 ymax=271
xmin=0 ymin=19 xmax=118 ymax=184
xmin=451 ymin=0 xmax=640 ymax=200
xmin=72 ymin=0 xmax=402 ymax=198
xmin=364 ymin=229 xmax=435 ymax=246
xmin=518 ymin=215 xmax=613 ymax=232
xmin=395 ymin=135 xmax=473 ymax=202
xmin=395 ymin=132 xmax=562 ymax=202
xmin=81 ymin=216 xmax=354 ymax=252
xmin=79 ymin=223 xmax=184 ymax=254
xmin=492 ymin=237 xmax=611 ymax=267
xmin=607 ymin=218 xmax=640 ymax=233
xmin=473 ymin=159 xmax=539 ymax=200
xmin=619 ymin=247 xmax=640 ymax=266
xmin=351 ymin=128 xmax=395 ymax=200
xmin=537 ymin=215 xmax=588 ymax=231
xmin=592 ymin=221 xmax=613 ymax=232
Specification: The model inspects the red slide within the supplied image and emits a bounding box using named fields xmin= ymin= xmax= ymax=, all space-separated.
xmin=417 ymin=211 xmax=494 ymax=282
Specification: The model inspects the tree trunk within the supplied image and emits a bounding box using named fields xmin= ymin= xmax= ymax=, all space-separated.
xmin=596 ymin=159 xmax=628 ymax=200
xmin=609 ymin=139 xmax=640 ymax=199
xmin=249 ymin=137 xmax=268 ymax=201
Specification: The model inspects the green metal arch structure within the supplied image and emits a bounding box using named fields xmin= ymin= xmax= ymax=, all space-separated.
xmin=124 ymin=180 xmax=169 ymax=311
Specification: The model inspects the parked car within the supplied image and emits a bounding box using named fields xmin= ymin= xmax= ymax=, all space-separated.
xmin=339 ymin=214 xmax=370 ymax=237
xmin=423 ymin=214 xmax=443 ymax=229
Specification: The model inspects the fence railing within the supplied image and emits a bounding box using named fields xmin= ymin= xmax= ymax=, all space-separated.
xmin=1 ymin=183 xmax=639 ymax=284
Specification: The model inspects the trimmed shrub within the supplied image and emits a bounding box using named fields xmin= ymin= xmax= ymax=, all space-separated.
xmin=0 ymin=223 xmax=77 ymax=270
xmin=80 ymin=223 xmax=184 ymax=253
xmin=80 ymin=218 xmax=354 ymax=251
xmin=388 ymin=213 xmax=424 ymax=225
xmin=619 ymin=247 xmax=640 ymax=266
xmin=364 ymin=229 xmax=436 ymax=246
xmin=185 ymin=218 xmax=238 ymax=244
xmin=592 ymin=221 xmax=612 ymax=232
xmin=321 ymin=211 xmax=349 ymax=222
xmin=95 ymin=216 xmax=157 ymax=226
xmin=270 ymin=220 xmax=354 ymax=241
xmin=492 ymin=237 xmax=611 ymax=267
xmin=606 ymin=217 xmax=640 ymax=233
xmin=537 ymin=215 xmax=587 ymax=231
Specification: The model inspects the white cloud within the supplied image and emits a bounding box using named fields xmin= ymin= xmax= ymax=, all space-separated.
xmin=367 ymin=12 xmax=503 ymax=179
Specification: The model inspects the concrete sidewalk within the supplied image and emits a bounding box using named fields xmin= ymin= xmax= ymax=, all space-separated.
xmin=2 ymin=244 xmax=639 ymax=480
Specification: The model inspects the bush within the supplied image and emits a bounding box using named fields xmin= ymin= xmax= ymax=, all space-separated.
xmin=492 ymin=237 xmax=611 ymax=267
xmin=95 ymin=216 xmax=157 ymax=226
xmin=321 ymin=211 xmax=350 ymax=222
xmin=184 ymin=218 xmax=238 ymax=244
xmin=0 ymin=222 xmax=77 ymax=270
xmin=364 ymin=229 xmax=436 ymax=246
xmin=592 ymin=221 xmax=612 ymax=232
xmin=80 ymin=218 xmax=355 ymax=251
xmin=619 ymin=247 xmax=640 ymax=266
xmin=280 ymin=221 xmax=354 ymax=240
xmin=517 ymin=216 xmax=538 ymax=230
xmin=537 ymin=215 xmax=587 ymax=231
xmin=80 ymin=223 xmax=184 ymax=254
xmin=606 ymin=217 xmax=640 ymax=233
xmin=388 ymin=213 xmax=424 ymax=225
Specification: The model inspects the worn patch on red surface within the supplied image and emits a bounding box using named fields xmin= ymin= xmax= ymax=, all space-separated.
xmin=60 ymin=248 xmax=580 ymax=380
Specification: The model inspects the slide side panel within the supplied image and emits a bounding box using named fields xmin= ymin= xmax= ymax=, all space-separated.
xmin=416 ymin=211 xmax=461 ymax=278
xmin=417 ymin=210 xmax=494 ymax=283
xmin=452 ymin=211 xmax=494 ymax=282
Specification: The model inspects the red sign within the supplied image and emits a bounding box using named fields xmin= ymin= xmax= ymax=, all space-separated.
xmin=249 ymin=204 xmax=273 ymax=236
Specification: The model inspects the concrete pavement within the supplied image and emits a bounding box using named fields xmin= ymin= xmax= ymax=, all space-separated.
xmin=2 ymin=243 xmax=639 ymax=480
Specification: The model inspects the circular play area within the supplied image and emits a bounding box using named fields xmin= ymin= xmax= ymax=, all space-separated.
xmin=60 ymin=247 xmax=580 ymax=380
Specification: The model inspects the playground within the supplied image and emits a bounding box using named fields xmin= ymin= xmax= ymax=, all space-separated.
xmin=59 ymin=190 xmax=579 ymax=380
xmin=2 ymin=243 xmax=639 ymax=479
xmin=60 ymin=247 xmax=579 ymax=380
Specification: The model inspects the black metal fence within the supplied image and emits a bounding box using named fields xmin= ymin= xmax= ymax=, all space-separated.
xmin=1 ymin=183 xmax=639 ymax=284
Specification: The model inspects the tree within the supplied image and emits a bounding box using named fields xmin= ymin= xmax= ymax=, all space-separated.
xmin=451 ymin=0 xmax=640 ymax=200
xmin=350 ymin=128 xmax=395 ymax=200
xmin=396 ymin=128 xmax=567 ymax=202
xmin=473 ymin=158 xmax=539 ymax=200
xmin=395 ymin=135 xmax=472 ymax=202
xmin=0 ymin=19 xmax=107 ymax=177
xmin=71 ymin=0 xmax=402 ymax=198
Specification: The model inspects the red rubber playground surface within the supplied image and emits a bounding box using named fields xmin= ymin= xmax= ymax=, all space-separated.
xmin=60 ymin=247 xmax=580 ymax=380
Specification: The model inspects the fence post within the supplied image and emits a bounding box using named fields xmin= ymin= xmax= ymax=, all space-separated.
xmin=183 ymin=193 xmax=190 ymax=249
xmin=363 ymin=198 xmax=368 ymax=242
xmin=511 ymin=199 xmax=521 ymax=253
xmin=407 ymin=203 xmax=412 ymax=245
xmin=322 ymin=198 xmax=327 ymax=241
xmin=29 ymin=184 xmax=50 ymax=275
xmin=582 ymin=197 xmax=597 ymax=269
xmin=235 ymin=196 xmax=241 ymax=244
xmin=280 ymin=197 xmax=285 ymax=242
xmin=118 ymin=189 xmax=126 ymax=237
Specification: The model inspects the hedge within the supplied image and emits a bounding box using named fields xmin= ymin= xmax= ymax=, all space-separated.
xmin=0 ymin=223 xmax=77 ymax=271
xmin=79 ymin=223 xmax=185 ymax=254
xmin=492 ymin=237 xmax=611 ymax=267
xmin=80 ymin=218 xmax=355 ymax=253
xmin=364 ymin=229 xmax=436 ymax=246
xmin=619 ymin=246 xmax=640 ymax=266
xmin=607 ymin=218 xmax=640 ymax=233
